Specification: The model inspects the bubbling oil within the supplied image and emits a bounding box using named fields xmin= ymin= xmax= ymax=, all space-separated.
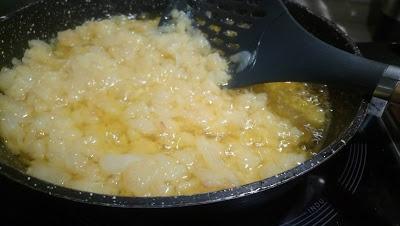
xmin=0 ymin=12 xmax=331 ymax=196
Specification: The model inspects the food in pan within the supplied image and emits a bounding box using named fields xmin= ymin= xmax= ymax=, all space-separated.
xmin=0 ymin=12 xmax=331 ymax=196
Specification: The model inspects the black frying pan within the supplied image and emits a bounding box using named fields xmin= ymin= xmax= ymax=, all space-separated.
xmin=0 ymin=0 xmax=367 ymax=208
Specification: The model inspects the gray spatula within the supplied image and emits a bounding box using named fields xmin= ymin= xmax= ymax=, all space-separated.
xmin=159 ymin=0 xmax=400 ymax=103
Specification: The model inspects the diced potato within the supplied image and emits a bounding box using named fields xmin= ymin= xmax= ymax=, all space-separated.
xmin=0 ymin=13 xmax=330 ymax=197
xmin=27 ymin=161 xmax=71 ymax=186
xmin=99 ymin=153 xmax=143 ymax=174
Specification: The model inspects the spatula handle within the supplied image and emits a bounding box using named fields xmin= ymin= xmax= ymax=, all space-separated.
xmin=243 ymin=9 xmax=400 ymax=103
xmin=295 ymin=36 xmax=400 ymax=104
xmin=267 ymin=11 xmax=387 ymax=88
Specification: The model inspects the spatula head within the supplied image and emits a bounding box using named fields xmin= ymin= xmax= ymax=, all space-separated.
xmin=160 ymin=0 xmax=288 ymax=73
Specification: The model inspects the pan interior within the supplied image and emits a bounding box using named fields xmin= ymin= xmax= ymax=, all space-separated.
xmin=0 ymin=0 xmax=365 ymax=200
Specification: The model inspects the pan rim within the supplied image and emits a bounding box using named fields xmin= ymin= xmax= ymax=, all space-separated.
xmin=0 ymin=0 xmax=368 ymax=208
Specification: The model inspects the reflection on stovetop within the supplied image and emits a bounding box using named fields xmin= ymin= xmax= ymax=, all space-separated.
xmin=281 ymin=117 xmax=400 ymax=226
xmin=360 ymin=117 xmax=400 ymax=226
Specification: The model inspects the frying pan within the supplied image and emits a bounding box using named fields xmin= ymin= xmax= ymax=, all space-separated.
xmin=0 ymin=0 xmax=368 ymax=208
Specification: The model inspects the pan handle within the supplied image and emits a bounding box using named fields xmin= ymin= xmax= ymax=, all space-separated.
xmin=374 ymin=65 xmax=400 ymax=104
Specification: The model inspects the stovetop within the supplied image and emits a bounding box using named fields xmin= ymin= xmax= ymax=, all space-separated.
xmin=1 ymin=0 xmax=400 ymax=225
